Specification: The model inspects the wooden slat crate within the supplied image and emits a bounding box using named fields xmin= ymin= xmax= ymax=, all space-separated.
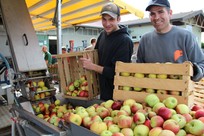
xmin=113 ymin=61 xmax=195 ymax=107
xmin=194 ymin=79 xmax=204 ymax=107
xmin=56 ymin=50 xmax=100 ymax=100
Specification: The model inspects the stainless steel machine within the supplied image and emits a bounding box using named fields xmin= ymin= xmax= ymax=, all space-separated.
xmin=0 ymin=0 xmax=70 ymax=135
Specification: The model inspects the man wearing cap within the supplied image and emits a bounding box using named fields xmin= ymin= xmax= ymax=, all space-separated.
xmin=80 ymin=3 xmax=133 ymax=100
xmin=137 ymin=0 xmax=204 ymax=81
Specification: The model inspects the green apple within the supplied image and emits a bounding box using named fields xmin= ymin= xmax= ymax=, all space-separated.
xmin=121 ymin=128 xmax=134 ymax=136
xmin=100 ymin=130 xmax=112 ymax=136
xmin=133 ymin=87 xmax=143 ymax=91
xmin=152 ymin=102 xmax=165 ymax=114
xmin=171 ymin=114 xmax=186 ymax=128
xmin=104 ymin=100 xmax=114 ymax=108
xmin=145 ymin=94 xmax=160 ymax=107
xmin=123 ymin=86 xmax=132 ymax=91
xmin=38 ymin=81 xmax=45 ymax=87
xmin=157 ymin=89 xmax=167 ymax=94
xmin=37 ymin=114 xmax=44 ymax=119
xmin=120 ymin=105 xmax=131 ymax=115
xmin=133 ymin=112 xmax=146 ymax=124
xmin=120 ymin=72 xmax=130 ymax=77
xmin=148 ymin=74 xmax=157 ymax=78
xmin=164 ymin=96 xmax=178 ymax=109
xmin=54 ymin=99 xmax=61 ymax=106
xmin=90 ymin=121 xmax=107 ymax=135
xmin=69 ymin=113 xmax=82 ymax=126
xmin=176 ymin=129 xmax=186 ymax=136
xmin=146 ymin=88 xmax=156 ymax=93
xmin=134 ymin=73 xmax=145 ymax=78
xmin=176 ymin=104 xmax=190 ymax=114
xmin=76 ymin=109 xmax=89 ymax=118
xmin=184 ymin=119 xmax=204 ymax=136
xmin=157 ymin=74 xmax=167 ymax=79
xmin=158 ymin=130 xmax=175 ymax=136
xmin=123 ymin=99 xmax=136 ymax=107
xmin=108 ymin=124 xmax=120 ymax=133
xmin=134 ymin=124 xmax=149 ymax=136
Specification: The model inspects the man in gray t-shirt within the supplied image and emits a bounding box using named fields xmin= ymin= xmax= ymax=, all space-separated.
xmin=137 ymin=0 xmax=204 ymax=81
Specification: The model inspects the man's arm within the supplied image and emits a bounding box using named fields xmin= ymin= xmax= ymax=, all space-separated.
xmin=80 ymin=58 xmax=103 ymax=74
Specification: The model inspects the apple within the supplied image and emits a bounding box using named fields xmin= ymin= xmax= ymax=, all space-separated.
xmin=104 ymin=100 xmax=114 ymax=109
xmin=176 ymin=104 xmax=190 ymax=114
xmin=73 ymin=80 xmax=80 ymax=88
xmin=75 ymin=106 xmax=86 ymax=113
xmin=86 ymin=105 xmax=95 ymax=113
xmin=82 ymin=116 xmax=92 ymax=128
xmin=133 ymin=124 xmax=149 ymax=136
xmin=133 ymin=112 xmax=146 ymax=124
xmin=169 ymin=91 xmax=180 ymax=96
xmin=131 ymin=102 xmax=143 ymax=114
xmin=133 ymin=87 xmax=143 ymax=91
xmin=194 ymin=109 xmax=204 ymax=119
xmin=158 ymin=130 xmax=175 ymax=136
xmin=96 ymin=106 xmax=110 ymax=119
xmin=184 ymin=119 xmax=204 ymax=136
xmin=169 ymin=75 xmax=180 ymax=79
xmin=120 ymin=72 xmax=130 ymax=77
xmin=68 ymin=113 xmax=82 ymax=126
xmin=112 ymin=132 xmax=125 ymax=136
xmin=76 ymin=109 xmax=89 ymax=118
xmin=121 ymin=128 xmax=134 ymax=136
xmin=40 ymin=93 xmax=45 ymax=99
xmin=123 ymin=99 xmax=136 ymax=107
xmin=122 ymin=86 xmax=132 ymax=91
xmin=164 ymin=96 xmax=178 ymax=109
xmin=146 ymin=88 xmax=156 ymax=93
xmin=37 ymin=114 xmax=44 ymax=119
xmin=162 ymin=119 xmax=180 ymax=134
xmin=148 ymin=74 xmax=157 ymax=78
xmin=148 ymin=111 xmax=157 ymax=119
xmin=152 ymin=102 xmax=165 ymax=114
xmin=176 ymin=129 xmax=186 ymax=136
xmin=134 ymin=73 xmax=145 ymax=78
xmin=38 ymin=81 xmax=45 ymax=88
xmin=157 ymin=89 xmax=167 ymax=94
xmin=198 ymin=116 xmax=204 ymax=123
xmin=45 ymin=91 xmax=51 ymax=96
xmin=117 ymin=115 xmax=133 ymax=128
xmin=81 ymin=80 xmax=88 ymax=86
xmin=144 ymin=119 xmax=152 ymax=130
xmin=54 ymin=99 xmax=61 ymax=106
xmin=148 ymin=127 xmax=162 ymax=136
xmin=34 ymin=94 xmax=40 ymax=100
xmin=157 ymin=74 xmax=167 ymax=79
xmin=111 ymin=101 xmax=123 ymax=110
xmin=120 ymin=105 xmax=131 ymax=115
xmin=57 ymin=112 xmax=63 ymax=118
xmin=182 ymin=113 xmax=192 ymax=123
xmin=108 ymin=124 xmax=120 ymax=133
xmin=68 ymin=82 xmax=75 ymax=91
xmin=91 ymin=115 xmax=103 ymax=123
xmin=100 ymin=130 xmax=113 ymax=136
xmin=111 ymin=110 xmax=119 ymax=118
xmin=191 ymin=105 xmax=203 ymax=111
xmin=145 ymin=94 xmax=160 ymax=107
xmin=90 ymin=121 xmax=107 ymax=135
xmin=171 ymin=114 xmax=186 ymax=128
xmin=150 ymin=115 xmax=164 ymax=128
xmin=158 ymin=107 xmax=172 ymax=120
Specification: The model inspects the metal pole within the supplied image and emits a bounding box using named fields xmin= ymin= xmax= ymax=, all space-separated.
xmin=57 ymin=0 xmax=62 ymax=54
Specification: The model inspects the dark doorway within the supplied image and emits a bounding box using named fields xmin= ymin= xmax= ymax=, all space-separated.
xmin=49 ymin=40 xmax=57 ymax=55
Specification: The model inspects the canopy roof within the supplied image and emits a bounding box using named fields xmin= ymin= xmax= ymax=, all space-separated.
xmin=25 ymin=0 xmax=144 ymax=32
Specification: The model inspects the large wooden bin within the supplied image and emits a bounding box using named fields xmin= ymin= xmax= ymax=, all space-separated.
xmin=113 ymin=61 xmax=195 ymax=107
xmin=56 ymin=50 xmax=100 ymax=100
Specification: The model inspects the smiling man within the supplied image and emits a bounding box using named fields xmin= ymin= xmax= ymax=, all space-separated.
xmin=137 ymin=0 xmax=204 ymax=82
xmin=80 ymin=3 xmax=133 ymax=100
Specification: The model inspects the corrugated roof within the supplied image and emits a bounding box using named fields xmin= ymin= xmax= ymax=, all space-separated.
xmin=25 ymin=0 xmax=144 ymax=32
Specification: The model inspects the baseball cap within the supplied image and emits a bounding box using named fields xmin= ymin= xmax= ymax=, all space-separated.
xmin=101 ymin=3 xmax=120 ymax=18
xmin=145 ymin=0 xmax=170 ymax=11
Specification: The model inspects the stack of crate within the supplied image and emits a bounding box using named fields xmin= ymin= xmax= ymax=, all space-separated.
xmin=56 ymin=50 xmax=100 ymax=100
xmin=113 ymin=61 xmax=195 ymax=107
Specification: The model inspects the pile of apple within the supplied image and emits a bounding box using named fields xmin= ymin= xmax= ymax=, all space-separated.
xmin=33 ymin=99 xmax=74 ymax=126
xmin=120 ymin=72 xmax=183 ymax=96
xmin=27 ymin=80 xmax=51 ymax=100
xmin=64 ymin=75 xmax=89 ymax=97
xmin=63 ymin=94 xmax=204 ymax=136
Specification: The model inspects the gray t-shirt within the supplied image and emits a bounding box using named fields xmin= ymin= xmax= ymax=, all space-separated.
xmin=137 ymin=26 xmax=204 ymax=81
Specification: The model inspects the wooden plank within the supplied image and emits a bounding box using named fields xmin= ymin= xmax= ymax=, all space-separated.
xmin=115 ymin=61 xmax=193 ymax=76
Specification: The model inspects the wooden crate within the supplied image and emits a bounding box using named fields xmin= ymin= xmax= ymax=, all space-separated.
xmin=113 ymin=61 xmax=195 ymax=107
xmin=194 ymin=79 xmax=204 ymax=107
xmin=56 ymin=50 xmax=100 ymax=100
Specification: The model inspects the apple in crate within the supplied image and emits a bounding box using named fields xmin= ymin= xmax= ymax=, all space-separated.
xmin=65 ymin=113 xmax=82 ymax=126
xmin=184 ymin=119 xmax=204 ymax=136
xmin=134 ymin=73 xmax=145 ymax=78
xmin=157 ymin=74 xmax=167 ymax=79
xmin=120 ymin=72 xmax=130 ymax=77
xmin=163 ymin=96 xmax=178 ymax=109
xmin=121 ymin=128 xmax=134 ymax=136
xmin=122 ymin=86 xmax=132 ymax=91
xmin=111 ymin=101 xmax=123 ymax=110
xmin=38 ymin=81 xmax=45 ymax=88
xmin=145 ymin=94 xmax=160 ymax=107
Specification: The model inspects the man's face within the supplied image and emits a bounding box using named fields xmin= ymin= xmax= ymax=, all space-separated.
xmin=101 ymin=14 xmax=120 ymax=35
xmin=149 ymin=6 xmax=172 ymax=33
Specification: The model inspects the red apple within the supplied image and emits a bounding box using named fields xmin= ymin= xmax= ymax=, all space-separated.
xmin=182 ymin=113 xmax=192 ymax=123
xmin=96 ymin=106 xmax=110 ymax=119
xmin=194 ymin=109 xmax=204 ymax=119
xmin=158 ymin=107 xmax=172 ymax=120
xmin=131 ymin=102 xmax=143 ymax=114
xmin=111 ymin=101 xmax=123 ymax=110
xmin=162 ymin=119 xmax=180 ymax=134
xmin=144 ymin=119 xmax=152 ymax=130
xmin=112 ymin=132 xmax=125 ymax=136
xmin=191 ymin=105 xmax=203 ymax=111
xmin=133 ymin=112 xmax=146 ymax=124
xmin=150 ymin=115 xmax=164 ymax=128
xmin=117 ymin=115 xmax=133 ymax=128
xmin=148 ymin=127 xmax=162 ymax=136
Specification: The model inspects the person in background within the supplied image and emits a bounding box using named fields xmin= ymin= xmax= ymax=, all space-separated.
xmin=42 ymin=45 xmax=52 ymax=66
xmin=80 ymin=3 xmax=133 ymax=100
xmin=137 ymin=0 xmax=204 ymax=82
xmin=62 ymin=46 xmax=68 ymax=54
xmin=85 ymin=37 xmax=97 ymax=50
